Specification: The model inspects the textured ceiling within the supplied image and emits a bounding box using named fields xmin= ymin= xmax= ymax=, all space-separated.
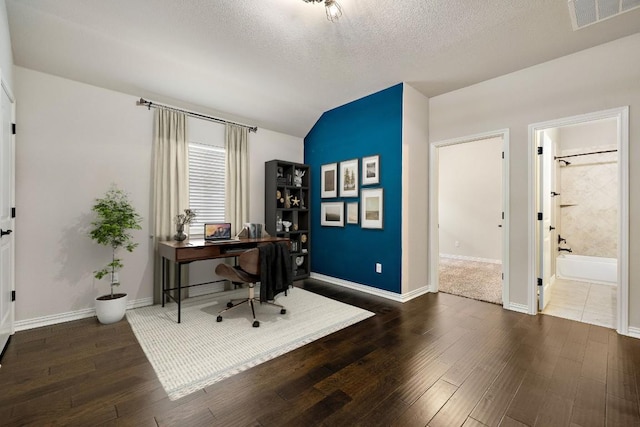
xmin=6 ymin=0 xmax=640 ymax=137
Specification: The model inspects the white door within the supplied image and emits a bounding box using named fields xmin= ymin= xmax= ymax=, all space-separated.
xmin=0 ymin=74 xmax=15 ymax=358
xmin=538 ymin=131 xmax=553 ymax=311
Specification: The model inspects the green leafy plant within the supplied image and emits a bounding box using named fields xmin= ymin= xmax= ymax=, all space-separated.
xmin=89 ymin=185 xmax=142 ymax=297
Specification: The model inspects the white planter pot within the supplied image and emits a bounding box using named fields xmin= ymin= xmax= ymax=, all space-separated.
xmin=95 ymin=293 xmax=127 ymax=324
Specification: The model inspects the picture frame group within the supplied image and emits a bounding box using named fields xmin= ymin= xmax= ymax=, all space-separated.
xmin=320 ymin=154 xmax=383 ymax=229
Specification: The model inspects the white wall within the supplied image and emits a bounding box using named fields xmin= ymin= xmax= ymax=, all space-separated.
xmin=438 ymin=137 xmax=502 ymax=261
xmin=14 ymin=66 xmax=303 ymax=324
xmin=401 ymin=83 xmax=429 ymax=294
xmin=429 ymin=33 xmax=640 ymax=325
xmin=0 ymin=0 xmax=13 ymax=88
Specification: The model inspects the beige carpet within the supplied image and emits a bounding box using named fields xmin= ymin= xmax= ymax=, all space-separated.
xmin=126 ymin=287 xmax=374 ymax=401
xmin=439 ymin=257 xmax=502 ymax=305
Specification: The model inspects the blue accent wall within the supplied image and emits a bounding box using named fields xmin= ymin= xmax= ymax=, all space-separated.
xmin=304 ymin=84 xmax=403 ymax=293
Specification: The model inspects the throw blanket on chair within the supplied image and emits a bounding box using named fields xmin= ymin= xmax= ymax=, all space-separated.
xmin=259 ymin=242 xmax=293 ymax=302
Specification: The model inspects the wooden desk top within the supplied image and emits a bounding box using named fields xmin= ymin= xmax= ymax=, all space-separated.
xmin=158 ymin=237 xmax=289 ymax=263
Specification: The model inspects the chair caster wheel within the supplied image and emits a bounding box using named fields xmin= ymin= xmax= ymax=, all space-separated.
xmin=280 ymin=309 xmax=286 ymax=314
xmin=253 ymin=320 xmax=260 ymax=328
xmin=227 ymin=302 xmax=233 ymax=308
xmin=217 ymin=316 xmax=222 ymax=322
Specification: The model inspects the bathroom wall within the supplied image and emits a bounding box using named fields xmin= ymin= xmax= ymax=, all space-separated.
xmin=558 ymin=119 xmax=618 ymax=258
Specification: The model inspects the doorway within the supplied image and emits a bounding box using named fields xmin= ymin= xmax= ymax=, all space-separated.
xmin=429 ymin=129 xmax=509 ymax=307
xmin=529 ymin=107 xmax=629 ymax=334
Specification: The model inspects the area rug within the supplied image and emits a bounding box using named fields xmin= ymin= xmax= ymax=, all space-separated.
xmin=439 ymin=257 xmax=502 ymax=305
xmin=126 ymin=287 xmax=374 ymax=400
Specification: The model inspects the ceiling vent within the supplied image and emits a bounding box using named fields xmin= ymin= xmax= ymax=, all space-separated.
xmin=568 ymin=0 xmax=640 ymax=30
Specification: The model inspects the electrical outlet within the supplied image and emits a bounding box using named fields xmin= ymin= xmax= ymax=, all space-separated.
xmin=376 ymin=263 xmax=382 ymax=274
xmin=455 ymin=240 xmax=460 ymax=248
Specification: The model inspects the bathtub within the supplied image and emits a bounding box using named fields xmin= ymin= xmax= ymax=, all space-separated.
xmin=556 ymin=254 xmax=617 ymax=286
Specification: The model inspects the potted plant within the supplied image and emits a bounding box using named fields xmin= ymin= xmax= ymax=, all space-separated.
xmin=89 ymin=185 xmax=142 ymax=324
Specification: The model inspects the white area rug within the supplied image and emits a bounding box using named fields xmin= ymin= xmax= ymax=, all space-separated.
xmin=126 ymin=287 xmax=374 ymax=401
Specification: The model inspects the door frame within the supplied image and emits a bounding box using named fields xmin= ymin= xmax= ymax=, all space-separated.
xmin=429 ymin=129 xmax=510 ymax=308
xmin=527 ymin=107 xmax=629 ymax=335
xmin=0 ymin=72 xmax=16 ymax=359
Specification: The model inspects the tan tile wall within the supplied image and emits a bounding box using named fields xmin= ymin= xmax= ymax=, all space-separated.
xmin=559 ymin=145 xmax=617 ymax=258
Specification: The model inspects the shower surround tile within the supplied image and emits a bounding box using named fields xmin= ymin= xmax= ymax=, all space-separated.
xmin=559 ymin=145 xmax=617 ymax=258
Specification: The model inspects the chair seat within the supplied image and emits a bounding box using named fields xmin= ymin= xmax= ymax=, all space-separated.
xmin=215 ymin=263 xmax=259 ymax=284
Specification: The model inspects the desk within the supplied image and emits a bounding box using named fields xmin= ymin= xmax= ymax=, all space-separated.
xmin=158 ymin=237 xmax=289 ymax=323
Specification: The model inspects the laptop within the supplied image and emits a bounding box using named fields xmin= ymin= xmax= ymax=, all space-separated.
xmin=204 ymin=222 xmax=234 ymax=242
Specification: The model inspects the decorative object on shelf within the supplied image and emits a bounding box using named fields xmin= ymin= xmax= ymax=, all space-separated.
xmin=347 ymin=202 xmax=359 ymax=224
xmin=276 ymin=166 xmax=286 ymax=184
xmin=301 ymin=234 xmax=307 ymax=243
xmin=291 ymin=195 xmax=300 ymax=207
xmin=284 ymin=190 xmax=291 ymax=208
xmin=340 ymin=159 xmax=359 ymax=197
xmin=276 ymin=216 xmax=283 ymax=232
xmin=321 ymin=201 xmax=344 ymax=227
xmin=361 ymin=188 xmax=384 ymax=229
xmin=293 ymin=224 xmax=299 ymax=231
xmin=300 ymin=192 xmax=306 ymax=209
xmin=302 ymin=0 xmax=343 ymax=22
xmin=282 ymin=220 xmax=292 ymax=232
xmin=321 ymin=163 xmax=337 ymax=198
xmin=89 ymin=185 xmax=142 ymax=324
xmin=293 ymin=169 xmax=306 ymax=187
xmin=296 ymin=256 xmax=305 ymax=267
xmin=362 ymin=154 xmax=380 ymax=186
xmin=173 ymin=208 xmax=196 ymax=241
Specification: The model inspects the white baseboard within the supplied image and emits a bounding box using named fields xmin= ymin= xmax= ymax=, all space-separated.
xmin=309 ymin=273 xmax=431 ymax=303
xmin=506 ymin=302 xmax=530 ymax=314
xmin=15 ymin=296 xmax=154 ymax=331
xmin=627 ymin=326 xmax=640 ymax=339
xmin=440 ymin=254 xmax=502 ymax=264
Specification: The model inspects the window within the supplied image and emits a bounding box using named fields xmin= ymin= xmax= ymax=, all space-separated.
xmin=188 ymin=142 xmax=225 ymax=235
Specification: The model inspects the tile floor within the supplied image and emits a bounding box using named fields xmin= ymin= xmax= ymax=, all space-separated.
xmin=542 ymin=278 xmax=616 ymax=328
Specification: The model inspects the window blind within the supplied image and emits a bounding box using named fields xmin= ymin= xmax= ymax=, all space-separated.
xmin=188 ymin=142 xmax=225 ymax=235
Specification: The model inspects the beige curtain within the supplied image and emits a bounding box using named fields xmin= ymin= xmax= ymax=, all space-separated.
xmin=152 ymin=108 xmax=189 ymax=303
xmin=225 ymin=124 xmax=249 ymax=235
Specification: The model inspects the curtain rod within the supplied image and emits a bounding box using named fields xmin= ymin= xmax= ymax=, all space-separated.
xmin=136 ymin=98 xmax=258 ymax=133
xmin=555 ymin=149 xmax=617 ymax=160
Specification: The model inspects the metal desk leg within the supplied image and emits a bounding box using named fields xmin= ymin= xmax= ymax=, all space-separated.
xmin=176 ymin=262 xmax=182 ymax=323
xmin=161 ymin=257 xmax=166 ymax=307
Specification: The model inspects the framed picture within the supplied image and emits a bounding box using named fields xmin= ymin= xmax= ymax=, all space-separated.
xmin=346 ymin=202 xmax=359 ymax=224
xmin=362 ymin=155 xmax=380 ymax=185
xmin=321 ymin=202 xmax=344 ymax=227
xmin=340 ymin=159 xmax=358 ymax=197
xmin=321 ymin=163 xmax=337 ymax=198
xmin=361 ymin=188 xmax=383 ymax=229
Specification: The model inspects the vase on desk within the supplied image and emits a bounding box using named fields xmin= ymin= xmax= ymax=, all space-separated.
xmin=174 ymin=224 xmax=187 ymax=241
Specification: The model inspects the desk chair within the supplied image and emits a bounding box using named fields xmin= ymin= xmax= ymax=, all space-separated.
xmin=215 ymin=247 xmax=287 ymax=327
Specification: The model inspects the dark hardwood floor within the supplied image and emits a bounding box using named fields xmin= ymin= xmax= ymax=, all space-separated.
xmin=2 ymin=279 xmax=640 ymax=426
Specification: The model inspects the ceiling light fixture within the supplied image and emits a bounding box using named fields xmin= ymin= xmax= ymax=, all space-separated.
xmin=303 ymin=0 xmax=343 ymax=22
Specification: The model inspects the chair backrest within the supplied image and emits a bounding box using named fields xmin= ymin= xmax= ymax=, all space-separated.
xmin=238 ymin=247 xmax=260 ymax=276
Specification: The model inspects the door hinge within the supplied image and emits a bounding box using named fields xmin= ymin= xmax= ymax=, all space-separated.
xmin=537 ymin=147 xmax=543 ymax=155
xmin=537 ymin=278 xmax=543 ymax=287
xmin=502 ymin=273 xmax=504 ymax=280
xmin=12 ymin=123 xmax=16 ymax=135
xmin=11 ymin=207 xmax=15 ymax=218
xmin=11 ymin=290 xmax=15 ymax=301
xmin=502 ymin=212 xmax=505 ymax=220
xmin=502 ymin=151 xmax=504 ymax=159
xmin=538 ymin=212 xmax=543 ymax=221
